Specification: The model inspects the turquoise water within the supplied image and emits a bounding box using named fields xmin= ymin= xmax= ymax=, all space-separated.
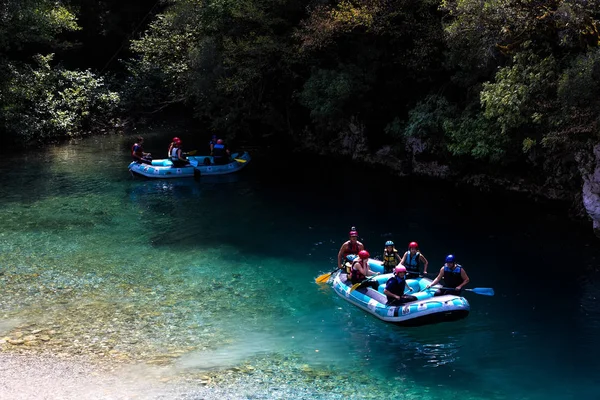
xmin=0 ymin=133 xmax=599 ymax=399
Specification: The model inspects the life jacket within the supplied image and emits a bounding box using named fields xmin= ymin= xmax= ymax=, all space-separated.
xmin=213 ymin=143 xmax=225 ymax=158
xmin=131 ymin=143 xmax=143 ymax=158
xmin=170 ymin=147 xmax=180 ymax=161
xmin=404 ymin=251 xmax=421 ymax=273
xmin=383 ymin=249 xmax=399 ymax=268
xmin=385 ymin=275 xmax=407 ymax=297
xmin=343 ymin=241 xmax=360 ymax=258
xmin=350 ymin=259 xmax=367 ymax=283
xmin=343 ymin=260 xmax=353 ymax=275
xmin=443 ymin=264 xmax=463 ymax=288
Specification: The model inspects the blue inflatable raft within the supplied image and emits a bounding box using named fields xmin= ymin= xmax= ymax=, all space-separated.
xmin=128 ymin=152 xmax=251 ymax=178
xmin=330 ymin=262 xmax=470 ymax=326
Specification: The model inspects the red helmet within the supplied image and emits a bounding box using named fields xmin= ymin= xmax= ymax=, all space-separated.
xmin=173 ymin=137 xmax=181 ymax=144
xmin=408 ymin=241 xmax=419 ymax=249
xmin=349 ymin=230 xmax=358 ymax=237
xmin=358 ymin=250 xmax=370 ymax=260
xmin=217 ymin=139 xmax=223 ymax=144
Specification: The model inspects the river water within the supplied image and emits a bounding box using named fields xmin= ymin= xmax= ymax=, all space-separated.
xmin=0 ymin=131 xmax=599 ymax=399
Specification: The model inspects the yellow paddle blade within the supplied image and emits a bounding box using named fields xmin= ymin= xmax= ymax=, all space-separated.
xmin=315 ymin=272 xmax=332 ymax=283
xmin=349 ymin=282 xmax=361 ymax=292
xmin=234 ymin=158 xmax=247 ymax=163
xmin=187 ymin=150 xmax=198 ymax=155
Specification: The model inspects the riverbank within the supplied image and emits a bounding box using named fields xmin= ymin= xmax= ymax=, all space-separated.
xmin=0 ymin=353 xmax=197 ymax=400
xmin=0 ymin=353 xmax=355 ymax=400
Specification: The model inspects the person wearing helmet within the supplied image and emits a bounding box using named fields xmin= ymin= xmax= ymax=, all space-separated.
xmin=349 ymin=250 xmax=379 ymax=289
xmin=167 ymin=137 xmax=179 ymax=156
xmin=425 ymin=254 xmax=470 ymax=296
xmin=167 ymin=137 xmax=180 ymax=159
xmin=131 ymin=136 xmax=152 ymax=165
xmin=168 ymin=137 xmax=190 ymax=167
xmin=384 ymin=265 xmax=417 ymax=306
xmin=212 ymin=138 xmax=231 ymax=165
xmin=382 ymin=240 xmax=401 ymax=273
xmin=400 ymin=241 xmax=429 ymax=278
xmin=337 ymin=227 xmax=365 ymax=270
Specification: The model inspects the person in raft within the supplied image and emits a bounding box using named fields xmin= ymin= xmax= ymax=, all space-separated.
xmin=337 ymin=227 xmax=365 ymax=272
xmin=384 ymin=265 xmax=418 ymax=306
xmin=212 ymin=139 xmax=231 ymax=165
xmin=400 ymin=241 xmax=429 ymax=278
xmin=168 ymin=137 xmax=190 ymax=168
xmin=209 ymin=134 xmax=218 ymax=155
xmin=131 ymin=136 xmax=152 ymax=164
xmin=382 ymin=240 xmax=401 ymax=273
xmin=426 ymin=254 xmax=470 ymax=296
xmin=350 ymin=250 xmax=380 ymax=290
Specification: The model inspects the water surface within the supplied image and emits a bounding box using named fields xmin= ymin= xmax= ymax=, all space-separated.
xmin=0 ymin=133 xmax=599 ymax=399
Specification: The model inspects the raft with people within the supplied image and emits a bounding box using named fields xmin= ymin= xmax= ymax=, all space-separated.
xmin=128 ymin=151 xmax=251 ymax=178
xmin=330 ymin=269 xmax=470 ymax=326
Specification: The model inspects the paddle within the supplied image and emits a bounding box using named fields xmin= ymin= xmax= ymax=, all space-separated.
xmin=186 ymin=150 xmax=198 ymax=156
xmin=234 ymin=158 xmax=247 ymax=163
xmin=437 ymin=287 xmax=495 ymax=296
xmin=349 ymin=274 xmax=380 ymax=293
xmin=464 ymin=287 xmax=494 ymax=296
xmin=315 ymin=268 xmax=339 ymax=283
xmin=316 ymin=257 xmax=356 ymax=283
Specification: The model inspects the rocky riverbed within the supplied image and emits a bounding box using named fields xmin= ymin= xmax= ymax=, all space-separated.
xmin=0 ymin=347 xmax=413 ymax=400
xmin=0 ymin=264 xmax=415 ymax=400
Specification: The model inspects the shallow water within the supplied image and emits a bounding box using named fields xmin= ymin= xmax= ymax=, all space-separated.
xmin=0 ymin=132 xmax=599 ymax=399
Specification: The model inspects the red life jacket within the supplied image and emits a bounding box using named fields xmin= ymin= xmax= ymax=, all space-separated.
xmin=350 ymin=259 xmax=366 ymax=282
xmin=343 ymin=240 xmax=360 ymax=258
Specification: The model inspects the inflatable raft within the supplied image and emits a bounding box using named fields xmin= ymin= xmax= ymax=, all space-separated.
xmin=128 ymin=152 xmax=251 ymax=178
xmin=331 ymin=270 xmax=470 ymax=326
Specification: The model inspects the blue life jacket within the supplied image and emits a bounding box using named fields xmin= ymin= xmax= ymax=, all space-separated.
xmin=404 ymin=251 xmax=421 ymax=272
xmin=385 ymin=275 xmax=407 ymax=297
xmin=213 ymin=143 xmax=225 ymax=158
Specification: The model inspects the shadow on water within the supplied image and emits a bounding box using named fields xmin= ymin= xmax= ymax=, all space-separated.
xmin=120 ymin=151 xmax=600 ymax=397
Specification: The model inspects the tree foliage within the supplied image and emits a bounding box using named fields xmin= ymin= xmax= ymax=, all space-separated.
xmin=2 ymin=54 xmax=119 ymax=144
xmin=3 ymin=0 xmax=600 ymax=183
xmin=432 ymin=0 xmax=600 ymax=163
xmin=0 ymin=0 xmax=120 ymax=148
xmin=125 ymin=0 xmax=306 ymax=137
xmin=0 ymin=0 xmax=80 ymax=52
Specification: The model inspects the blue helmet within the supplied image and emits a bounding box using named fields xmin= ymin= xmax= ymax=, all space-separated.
xmin=385 ymin=240 xmax=394 ymax=246
xmin=445 ymin=254 xmax=455 ymax=263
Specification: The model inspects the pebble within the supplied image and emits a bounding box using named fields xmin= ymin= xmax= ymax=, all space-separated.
xmin=0 ymin=353 xmax=358 ymax=400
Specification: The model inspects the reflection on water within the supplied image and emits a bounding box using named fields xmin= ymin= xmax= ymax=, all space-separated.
xmin=0 ymin=133 xmax=599 ymax=399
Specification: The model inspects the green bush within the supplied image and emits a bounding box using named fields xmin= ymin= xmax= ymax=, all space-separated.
xmin=1 ymin=54 xmax=120 ymax=145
